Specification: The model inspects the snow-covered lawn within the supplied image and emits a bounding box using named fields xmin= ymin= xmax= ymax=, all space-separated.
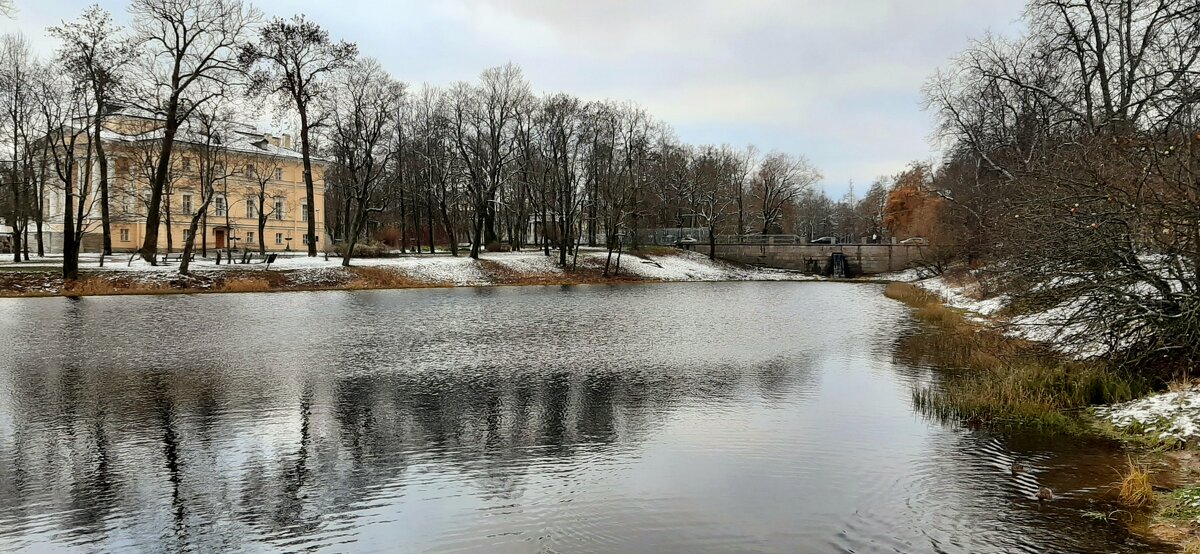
xmin=0 ymin=248 xmax=816 ymax=287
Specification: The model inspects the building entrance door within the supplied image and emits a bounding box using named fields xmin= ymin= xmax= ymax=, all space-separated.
xmin=215 ymin=228 xmax=226 ymax=249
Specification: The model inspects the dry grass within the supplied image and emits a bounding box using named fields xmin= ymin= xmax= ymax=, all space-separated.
xmin=344 ymin=266 xmax=426 ymax=289
xmin=217 ymin=276 xmax=273 ymax=293
xmin=890 ymin=282 xmax=1151 ymax=431
xmin=1119 ymin=458 xmax=1155 ymax=508
xmin=478 ymin=259 xmax=644 ymax=286
xmin=63 ymin=274 xmax=178 ymax=296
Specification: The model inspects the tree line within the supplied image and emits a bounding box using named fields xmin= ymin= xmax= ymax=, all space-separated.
xmin=0 ymin=0 xmax=937 ymax=280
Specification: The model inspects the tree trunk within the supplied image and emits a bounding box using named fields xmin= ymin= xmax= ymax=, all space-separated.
xmin=426 ymin=189 xmax=435 ymax=253
xmin=469 ymin=208 xmax=483 ymax=259
xmin=483 ymin=189 xmax=498 ymax=245
xmin=299 ymin=107 xmax=318 ymax=257
xmin=412 ymin=190 xmax=422 ymax=254
xmin=179 ymin=200 xmax=212 ymax=275
xmin=258 ymin=206 xmax=266 ymax=255
xmin=140 ymin=96 xmax=181 ymax=264
xmin=9 ymin=141 xmax=20 ymax=263
xmin=341 ymin=200 xmax=371 ymax=267
xmin=94 ymin=106 xmax=112 ymax=255
xmin=439 ymin=193 xmax=457 ymax=257
xmin=63 ymin=172 xmax=78 ymax=281
xmin=398 ymin=186 xmax=407 ymax=252
xmin=709 ymin=225 xmax=717 ymax=260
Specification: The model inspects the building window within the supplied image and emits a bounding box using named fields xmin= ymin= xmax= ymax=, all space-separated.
xmin=120 ymin=228 xmax=130 ymax=242
xmin=181 ymin=158 xmax=191 ymax=171
xmin=247 ymin=231 xmax=255 ymax=244
xmin=245 ymin=164 xmax=254 ymax=176
xmin=182 ymin=229 xmax=192 ymax=241
xmin=301 ymin=201 xmax=308 ymax=222
xmin=246 ymin=198 xmax=257 ymax=219
xmin=274 ymin=168 xmax=283 ymax=180
xmin=214 ymin=195 xmax=227 ymax=217
xmin=303 ymin=234 xmax=314 ymax=245
xmin=122 ymin=194 xmax=136 ymax=215
xmin=275 ymin=233 xmax=283 ymax=245
xmin=181 ymin=194 xmax=193 ymax=215
xmin=274 ymin=197 xmax=284 ymax=220
xmin=214 ymin=162 xmax=224 ymax=175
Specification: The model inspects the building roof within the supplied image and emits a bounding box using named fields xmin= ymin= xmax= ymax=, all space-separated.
xmin=76 ymin=102 xmax=324 ymax=163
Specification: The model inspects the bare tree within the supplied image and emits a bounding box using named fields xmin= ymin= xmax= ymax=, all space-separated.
xmin=240 ymin=15 xmax=356 ymax=257
xmin=449 ymin=64 xmax=532 ymax=258
xmin=327 ymin=58 xmax=402 ymax=266
xmin=927 ymin=0 xmax=1200 ymax=370
xmin=752 ymin=152 xmax=821 ymax=234
xmin=50 ymin=5 xmax=135 ymax=257
xmin=35 ymin=69 xmax=95 ymax=280
xmin=127 ymin=0 xmax=257 ymax=264
xmin=240 ymin=151 xmax=285 ymax=255
xmin=0 ymin=34 xmax=35 ymax=262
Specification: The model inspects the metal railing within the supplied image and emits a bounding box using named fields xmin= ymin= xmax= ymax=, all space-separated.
xmin=713 ymin=234 xmax=804 ymax=245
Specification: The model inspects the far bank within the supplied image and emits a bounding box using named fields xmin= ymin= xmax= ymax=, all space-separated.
xmin=0 ymin=248 xmax=813 ymax=298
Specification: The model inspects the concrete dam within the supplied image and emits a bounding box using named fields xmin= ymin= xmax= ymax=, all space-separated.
xmin=707 ymin=240 xmax=928 ymax=276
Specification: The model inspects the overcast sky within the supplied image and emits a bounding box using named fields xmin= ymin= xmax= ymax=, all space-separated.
xmin=3 ymin=0 xmax=1027 ymax=198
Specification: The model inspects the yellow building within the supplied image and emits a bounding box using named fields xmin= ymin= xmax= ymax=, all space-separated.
xmin=42 ymin=105 xmax=328 ymax=255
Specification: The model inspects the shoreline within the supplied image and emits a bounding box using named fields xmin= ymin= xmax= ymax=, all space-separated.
xmin=0 ymin=249 xmax=820 ymax=298
xmin=884 ymin=278 xmax=1200 ymax=551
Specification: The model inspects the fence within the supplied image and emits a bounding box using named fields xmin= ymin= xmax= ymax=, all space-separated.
xmin=635 ymin=227 xmax=711 ymax=246
xmin=712 ymin=234 xmax=804 ymax=245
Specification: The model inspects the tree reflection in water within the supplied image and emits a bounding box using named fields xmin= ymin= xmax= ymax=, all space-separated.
xmin=0 ymin=283 xmax=1169 ymax=553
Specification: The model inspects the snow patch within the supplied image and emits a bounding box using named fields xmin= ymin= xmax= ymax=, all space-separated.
xmin=1095 ymin=388 xmax=1200 ymax=444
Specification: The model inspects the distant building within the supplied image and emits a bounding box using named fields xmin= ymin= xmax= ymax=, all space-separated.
xmin=38 ymin=104 xmax=329 ymax=254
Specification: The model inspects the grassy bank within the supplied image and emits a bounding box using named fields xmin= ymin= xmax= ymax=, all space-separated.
xmin=887 ymin=281 xmax=1200 ymax=548
xmin=886 ymin=282 xmax=1153 ymax=433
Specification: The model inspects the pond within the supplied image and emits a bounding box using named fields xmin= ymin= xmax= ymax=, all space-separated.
xmin=0 ymin=282 xmax=1164 ymax=552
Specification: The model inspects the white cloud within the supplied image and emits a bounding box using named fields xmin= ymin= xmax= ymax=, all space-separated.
xmin=0 ymin=0 xmax=1027 ymax=195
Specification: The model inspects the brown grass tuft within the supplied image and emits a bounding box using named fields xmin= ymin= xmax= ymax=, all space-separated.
xmin=1118 ymin=458 xmax=1155 ymax=508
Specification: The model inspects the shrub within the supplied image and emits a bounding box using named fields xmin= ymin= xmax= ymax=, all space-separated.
xmin=332 ymin=241 xmax=389 ymax=258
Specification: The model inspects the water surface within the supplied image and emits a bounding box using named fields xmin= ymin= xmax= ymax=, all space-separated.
xmin=0 ymin=282 xmax=1162 ymax=552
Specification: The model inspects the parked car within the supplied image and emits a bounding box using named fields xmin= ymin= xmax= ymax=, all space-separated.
xmin=899 ymin=237 xmax=929 ymax=245
xmin=810 ymin=236 xmax=836 ymax=244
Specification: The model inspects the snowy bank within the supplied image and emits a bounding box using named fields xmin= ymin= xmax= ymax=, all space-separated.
xmin=0 ymin=248 xmax=816 ymax=297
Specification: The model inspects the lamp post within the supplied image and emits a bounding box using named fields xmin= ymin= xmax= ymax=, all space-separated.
xmin=228 ymin=231 xmax=241 ymax=263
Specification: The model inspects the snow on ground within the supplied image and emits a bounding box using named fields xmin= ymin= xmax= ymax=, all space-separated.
xmin=916 ymin=275 xmax=1009 ymax=317
xmin=0 ymin=248 xmax=815 ymax=287
xmin=873 ymin=268 xmax=927 ymax=283
xmin=912 ymin=274 xmax=1109 ymax=355
xmin=1095 ymin=388 xmax=1200 ymax=444
xmin=605 ymin=249 xmax=810 ymax=282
